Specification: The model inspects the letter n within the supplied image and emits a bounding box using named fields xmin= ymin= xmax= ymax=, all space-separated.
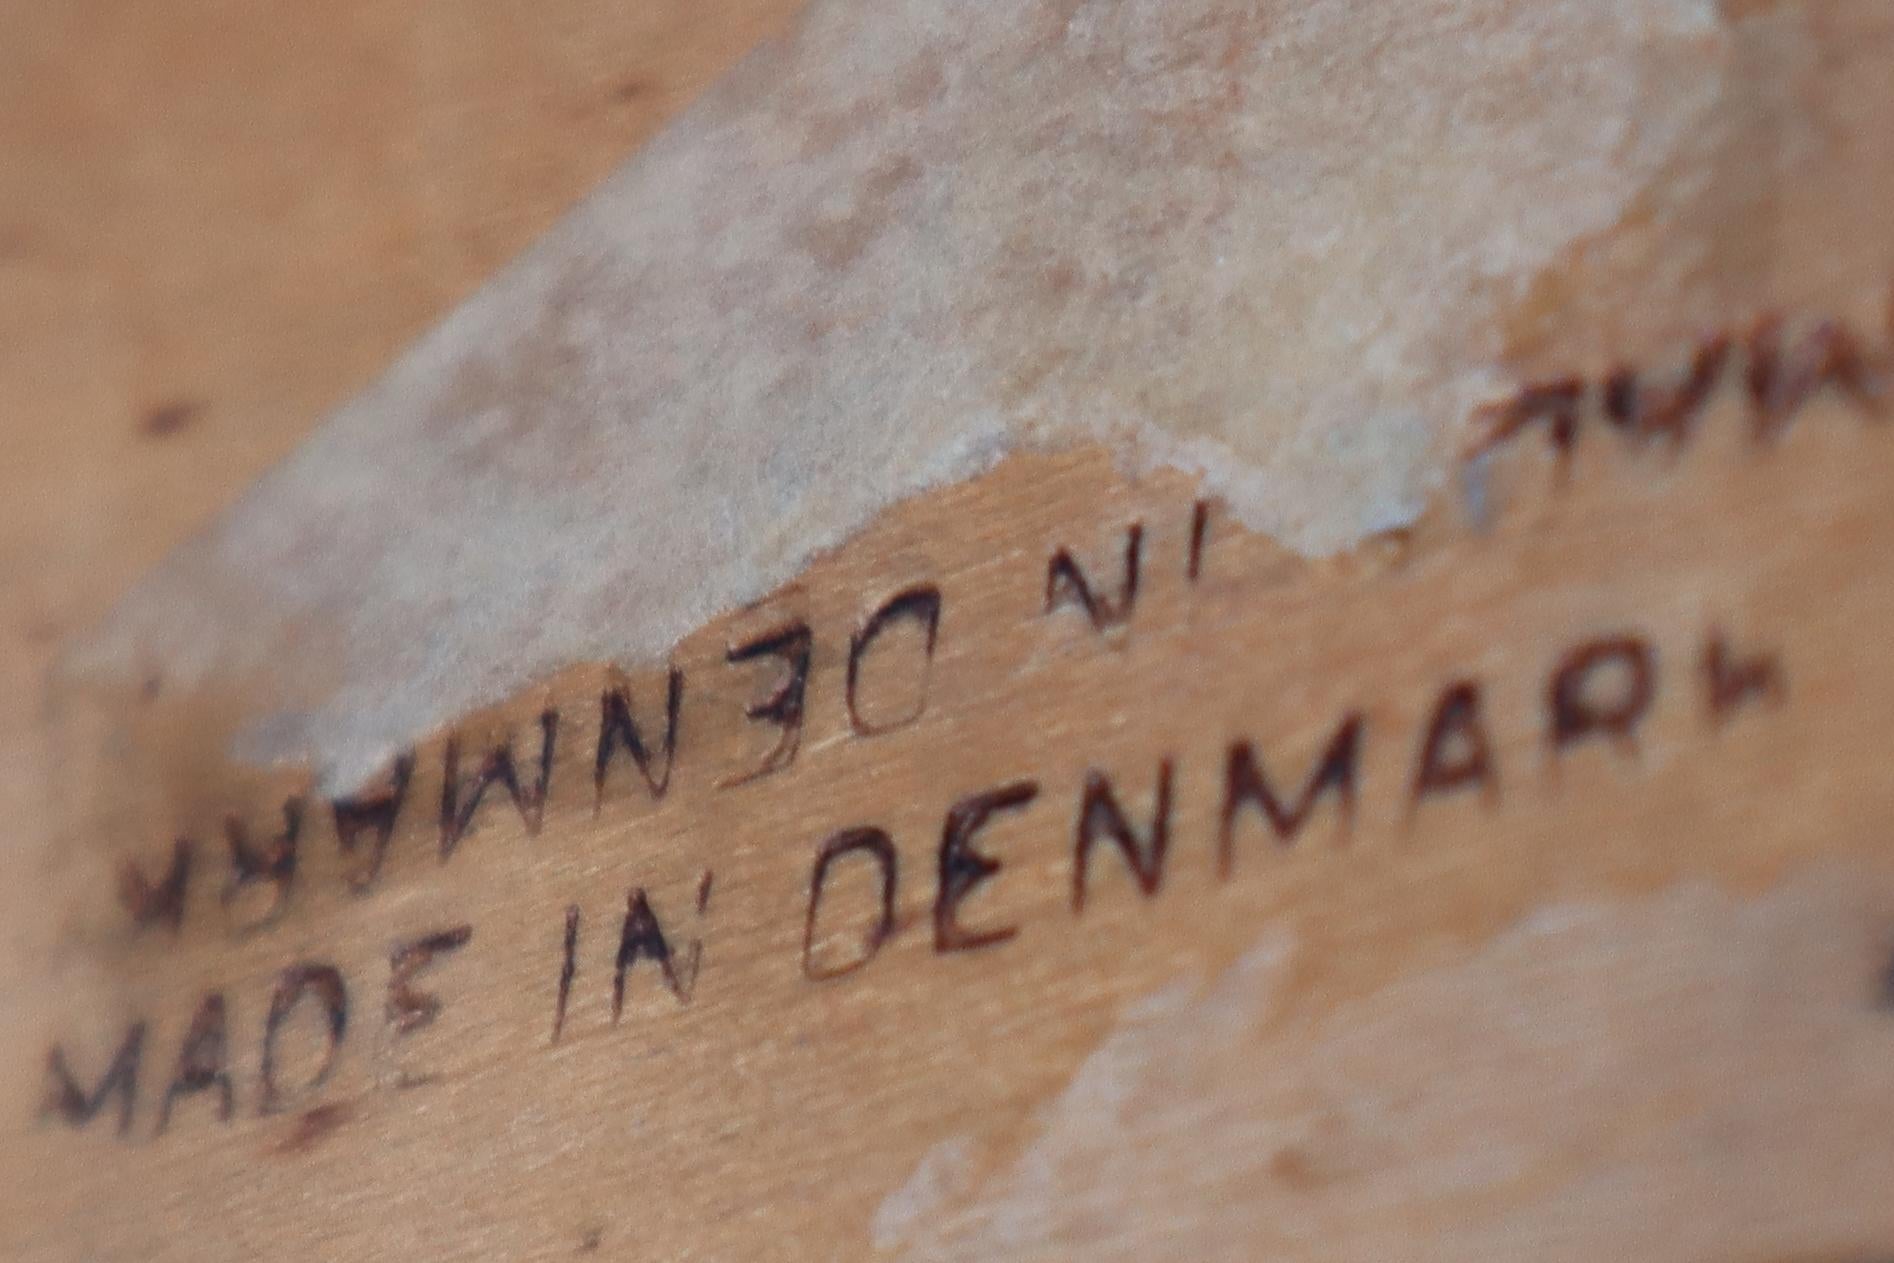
xmin=1045 ymin=524 xmax=1142 ymax=630
xmin=595 ymin=667 xmax=683 ymax=808
xmin=1072 ymin=762 xmax=1173 ymax=912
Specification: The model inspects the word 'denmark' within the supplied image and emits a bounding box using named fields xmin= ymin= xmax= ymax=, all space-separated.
xmin=800 ymin=626 xmax=1779 ymax=981
xmin=113 ymin=585 xmax=950 ymax=940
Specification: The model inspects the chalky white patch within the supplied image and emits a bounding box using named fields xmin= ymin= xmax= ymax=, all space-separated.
xmin=872 ymin=1136 xmax=978 ymax=1252
xmin=888 ymin=875 xmax=1894 ymax=1261
xmin=74 ymin=0 xmax=1740 ymax=789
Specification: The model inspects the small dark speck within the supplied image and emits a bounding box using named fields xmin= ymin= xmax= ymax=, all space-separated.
xmin=141 ymin=673 xmax=163 ymax=702
xmin=614 ymin=78 xmax=650 ymax=103
xmin=578 ymin=1227 xmax=603 ymax=1252
xmin=141 ymin=400 xmax=202 ymax=439
xmin=22 ymin=616 xmax=61 ymax=647
xmin=275 ymin=1102 xmax=350 ymax=1155
xmin=1877 ymin=945 xmax=1894 ymax=1012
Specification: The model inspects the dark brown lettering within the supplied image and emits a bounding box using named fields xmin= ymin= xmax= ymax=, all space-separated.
xmin=41 ymin=1022 xmax=144 ymax=1136
xmin=1411 ymin=681 xmax=1498 ymax=810
xmin=1703 ymin=631 xmax=1785 ymax=722
xmin=595 ymin=667 xmax=683 ymax=808
xmin=1073 ymin=762 xmax=1172 ymax=913
xmin=613 ymin=890 xmax=692 ymax=1017
xmin=1219 ymin=714 xmax=1362 ymax=877
xmin=847 ymin=586 xmax=942 ymax=736
xmin=1475 ymin=378 xmax=1585 ymax=470
xmin=118 ymin=838 xmax=191 ymax=934
xmin=439 ymin=710 xmax=559 ymax=858
xmin=1747 ymin=315 xmax=1883 ymax=441
xmin=387 ymin=925 xmax=472 ymax=1035
xmin=722 ymin=623 xmax=812 ymax=786
xmin=1550 ymin=636 xmax=1656 ymax=757
xmin=1188 ymin=500 xmax=1211 ymax=582
xmin=552 ymin=905 xmax=579 ymax=1044
xmin=260 ymin=963 xmax=347 ymax=1114
xmin=1045 ymin=523 xmax=1142 ymax=629
xmin=222 ymin=800 xmax=302 ymax=934
xmin=332 ymin=754 xmax=414 ymax=894
xmin=1603 ymin=333 xmax=1731 ymax=446
xmin=158 ymin=993 xmax=232 ymax=1134
xmin=935 ymin=781 xmax=1038 ymax=953
xmin=804 ymin=827 xmax=899 ymax=981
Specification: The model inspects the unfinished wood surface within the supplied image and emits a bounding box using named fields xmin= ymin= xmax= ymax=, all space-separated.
xmin=0 ymin=0 xmax=802 ymax=821
xmin=0 ymin=3 xmax=795 ymax=1254
xmin=9 ymin=2 xmax=1894 ymax=1261
xmin=0 ymin=0 xmax=796 ymax=1236
xmin=16 ymin=353 xmax=1894 ymax=1257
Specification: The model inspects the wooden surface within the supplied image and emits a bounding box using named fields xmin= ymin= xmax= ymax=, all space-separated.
xmin=0 ymin=0 xmax=801 ymax=788
xmin=0 ymin=4 xmax=798 ymax=1252
xmin=14 ymin=354 xmax=1894 ymax=1256
xmin=9 ymin=4 xmax=1894 ymax=1260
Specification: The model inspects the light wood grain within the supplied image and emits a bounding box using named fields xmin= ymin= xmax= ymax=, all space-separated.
xmin=14 ymin=350 xmax=1894 ymax=1255
xmin=9 ymin=3 xmax=1894 ymax=1260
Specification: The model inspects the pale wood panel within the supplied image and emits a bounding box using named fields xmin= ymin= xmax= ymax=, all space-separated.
xmin=8 ymin=3 xmax=1894 ymax=1260
xmin=0 ymin=0 xmax=803 ymax=725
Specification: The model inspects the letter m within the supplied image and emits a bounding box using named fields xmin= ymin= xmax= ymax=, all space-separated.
xmin=41 ymin=1022 xmax=145 ymax=1136
xmin=1218 ymin=713 xmax=1362 ymax=877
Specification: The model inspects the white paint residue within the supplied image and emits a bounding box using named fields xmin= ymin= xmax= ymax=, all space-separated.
xmin=889 ymin=875 xmax=1894 ymax=1262
xmin=71 ymin=0 xmax=1749 ymax=789
xmin=872 ymin=1137 xmax=978 ymax=1252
